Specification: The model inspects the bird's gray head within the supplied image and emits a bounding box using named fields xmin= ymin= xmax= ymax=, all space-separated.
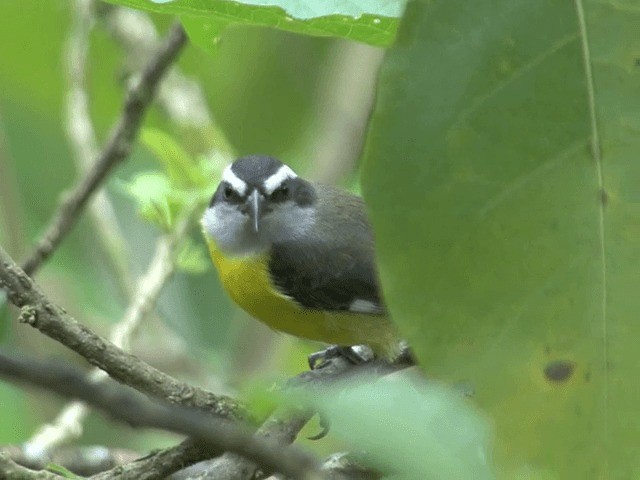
xmin=202 ymin=155 xmax=317 ymax=256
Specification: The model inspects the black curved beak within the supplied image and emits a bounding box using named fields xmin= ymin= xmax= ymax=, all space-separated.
xmin=246 ymin=189 xmax=264 ymax=233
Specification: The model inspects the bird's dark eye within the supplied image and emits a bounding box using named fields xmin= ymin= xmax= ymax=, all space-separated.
xmin=270 ymin=185 xmax=289 ymax=202
xmin=221 ymin=185 xmax=242 ymax=203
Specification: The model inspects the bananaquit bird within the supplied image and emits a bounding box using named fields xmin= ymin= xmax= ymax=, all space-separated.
xmin=201 ymin=155 xmax=399 ymax=360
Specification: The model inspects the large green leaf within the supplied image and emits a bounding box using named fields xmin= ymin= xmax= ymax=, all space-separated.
xmin=362 ymin=0 xmax=640 ymax=477
xmin=104 ymin=0 xmax=404 ymax=47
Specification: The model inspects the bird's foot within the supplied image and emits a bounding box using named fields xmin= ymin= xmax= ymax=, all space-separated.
xmin=307 ymin=412 xmax=331 ymax=440
xmin=394 ymin=341 xmax=417 ymax=366
xmin=308 ymin=344 xmax=374 ymax=370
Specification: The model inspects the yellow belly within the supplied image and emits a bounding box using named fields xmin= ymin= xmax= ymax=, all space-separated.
xmin=206 ymin=239 xmax=398 ymax=357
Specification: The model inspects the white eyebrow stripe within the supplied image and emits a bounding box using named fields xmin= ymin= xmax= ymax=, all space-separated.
xmin=263 ymin=165 xmax=297 ymax=194
xmin=222 ymin=165 xmax=248 ymax=195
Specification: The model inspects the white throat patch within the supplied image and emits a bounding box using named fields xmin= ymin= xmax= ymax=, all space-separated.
xmin=263 ymin=165 xmax=297 ymax=194
xmin=222 ymin=165 xmax=248 ymax=195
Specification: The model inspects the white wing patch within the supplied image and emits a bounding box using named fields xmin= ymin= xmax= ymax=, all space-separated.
xmin=263 ymin=165 xmax=297 ymax=194
xmin=222 ymin=164 xmax=248 ymax=196
xmin=349 ymin=299 xmax=383 ymax=314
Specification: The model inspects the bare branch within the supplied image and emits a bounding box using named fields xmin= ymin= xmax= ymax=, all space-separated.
xmin=21 ymin=22 xmax=188 ymax=276
xmin=0 ymin=243 xmax=243 ymax=418
xmin=0 ymin=350 xmax=322 ymax=480
xmin=64 ymin=0 xmax=135 ymax=297
xmin=3 ymin=355 xmax=402 ymax=480
xmin=0 ymin=451 xmax=59 ymax=480
xmin=0 ymin=355 xmax=408 ymax=480
xmin=307 ymin=41 xmax=384 ymax=185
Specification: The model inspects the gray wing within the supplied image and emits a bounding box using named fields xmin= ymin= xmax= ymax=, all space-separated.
xmin=268 ymin=186 xmax=386 ymax=315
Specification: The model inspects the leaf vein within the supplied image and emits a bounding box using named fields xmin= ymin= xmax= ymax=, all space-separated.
xmin=575 ymin=0 xmax=608 ymax=471
xmin=450 ymin=31 xmax=580 ymax=131
xmin=477 ymin=140 xmax=586 ymax=219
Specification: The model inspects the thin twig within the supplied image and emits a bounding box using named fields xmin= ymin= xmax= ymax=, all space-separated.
xmin=97 ymin=3 xmax=213 ymax=129
xmin=21 ymin=22 xmax=188 ymax=276
xmin=64 ymin=0 xmax=134 ymax=298
xmin=0 ymin=350 xmax=323 ymax=480
xmin=0 ymin=243 xmax=243 ymax=418
xmin=25 ymin=214 xmax=192 ymax=455
xmin=307 ymin=41 xmax=384 ymax=185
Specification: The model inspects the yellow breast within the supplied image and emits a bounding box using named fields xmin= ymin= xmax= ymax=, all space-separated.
xmin=205 ymin=238 xmax=398 ymax=357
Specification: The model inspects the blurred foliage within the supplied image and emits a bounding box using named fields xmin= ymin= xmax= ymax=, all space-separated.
xmin=363 ymin=0 xmax=640 ymax=478
xmin=124 ymin=127 xmax=215 ymax=231
xmin=310 ymin=377 xmax=493 ymax=480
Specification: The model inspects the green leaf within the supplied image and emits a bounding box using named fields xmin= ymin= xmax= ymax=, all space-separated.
xmin=103 ymin=0 xmax=404 ymax=47
xmin=239 ymin=377 xmax=281 ymax=422
xmin=311 ymin=376 xmax=493 ymax=480
xmin=180 ymin=15 xmax=228 ymax=53
xmin=120 ymin=165 xmax=211 ymax=231
xmin=140 ymin=128 xmax=204 ymax=188
xmin=176 ymin=238 xmax=210 ymax=273
xmin=362 ymin=0 xmax=640 ymax=477
xmin=194 ymin=155 xmax=225 ymax=200
xmin=120 ymin=173 xmax=174 ymax=230
xmin=46 ymin=463 xmax=82 ymax=479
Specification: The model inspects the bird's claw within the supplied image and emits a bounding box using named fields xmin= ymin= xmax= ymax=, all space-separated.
xmin=308 ymin=345 xmax=373 ymax=370
xmin=307 ymin=412 xmax=331 ymax=440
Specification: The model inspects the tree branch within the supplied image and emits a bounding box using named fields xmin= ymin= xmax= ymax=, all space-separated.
xmin=0 ymin=452 xmax=59 ymax=480
xmin=21 ymin=22 xmax=188 ymax=276
xmin=0 ymin=350 xmax=322 ymax=480
xmin=0 ymin=244 xmax=243 ymax=418
xmin=2 ymin=348 xmax=411 ymax=479
xmin=96 ymin=355 xmax=379 ymax=480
